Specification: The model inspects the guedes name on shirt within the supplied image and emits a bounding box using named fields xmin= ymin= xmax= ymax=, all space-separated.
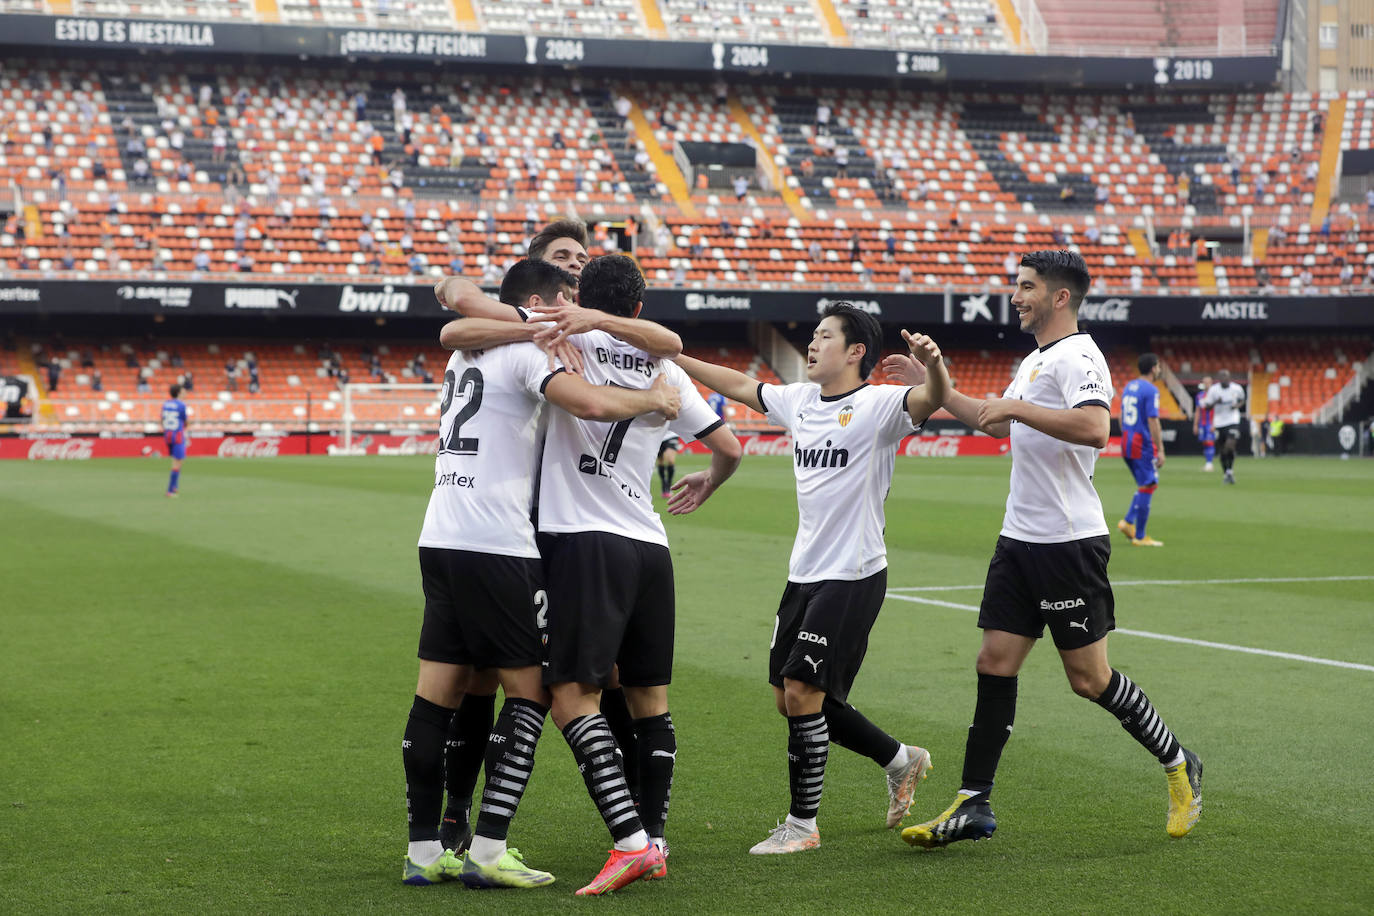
xmin=595 ymin=347 xmax=656 ymax=378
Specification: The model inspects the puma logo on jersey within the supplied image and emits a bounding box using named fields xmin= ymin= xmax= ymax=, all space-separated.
xmin=1040 ymin=598 xmax=1086 ymax=611
xmin=797 ymin=631 xmax=828 ymax=646
xmin=1068 ymin=618 xmax=1089 ymax=631
xmin=795 ymin=439 xmax=849 ymax=469
xmin=803 ymin=655 xmax=823 ymax=674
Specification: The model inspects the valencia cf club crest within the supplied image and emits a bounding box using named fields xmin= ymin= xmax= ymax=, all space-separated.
xmin=1029 ymin=363 xmax=1042 ymax=383
xmin=838 ymin=405 xmax=854 ymax=428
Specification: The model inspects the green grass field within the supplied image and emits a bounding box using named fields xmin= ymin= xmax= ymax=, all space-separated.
xmin=2 ymin=453 xmax=1372 ymax=914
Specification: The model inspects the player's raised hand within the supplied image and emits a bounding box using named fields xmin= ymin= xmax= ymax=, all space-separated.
xmin=650 ymin=374 xmax=681 ymax=419
xmin=978 ymin=397 xmax=1020 ymax=427
xmin=550 ymin=337 xmax=584 ymax=375
xmin=528 ymin=291 xmax=599 ymax=344
xmin=902 ymin=329 xmax=942 ymax=367
xmin=433 ymin=278 xmax=455 ymax=310
xmin=666 ymin=470 xmax=716 ymax=515
xmin=879 ymin=352 xmax=927 ymax=386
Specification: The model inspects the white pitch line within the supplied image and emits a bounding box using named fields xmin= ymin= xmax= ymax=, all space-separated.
xmin=884 ymin=592 xmax=1374 ymax=673
xmin=888 ymin=574 xmax=1374 ymax=593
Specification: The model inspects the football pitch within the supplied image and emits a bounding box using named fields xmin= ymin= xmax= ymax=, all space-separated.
xmin=2 ymin=453 xmax=1372 ymax=914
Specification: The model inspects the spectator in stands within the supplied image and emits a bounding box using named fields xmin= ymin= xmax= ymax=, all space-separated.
xmin=672 ymin=262 xmax=687 ymax=287
xmin=1059 ymin=185 xmax=1076 ymax=204
xmin=816 ymin=101 xmax=831 ymax=133
xmin=1085 ymin=225 xmax=1101 ymax=245
xmin=191 ymin=250 xmax=210 ymax=276
xmin=369 ymin=132 xmax=385 ymax=166
xmin=354 ymin=89 xmax=367 ymax=121
xmin=898 ymin=263 xmax=913 ymax=286
xmin=800 ymin=156 xmax=814 ymax=178
xmin=1366 ymin=188 xmax=1374 ymax=215
xmin=91 ymin=370 xmax=102 ymax=393
xmin=848 ymin=231 xmax=862 ymax=262
xmin=1365 ymin=264 xmax=1374 ymax=287
xmin=137 ymin=372 xmax=151 ymax=394
xmin=614 ymin=94 xmax=632 ymax=126
xmin=1340 ymin=262 xmax=1355 ymax=288
xmin=1299 ymin=267 xmax=1315 ymax=293
xmin=212 ymin=124 xmax=228 ymax=163
xmin=1194 ymin=237 xmax=1211 ymax=262
xmin=392 ymin=87 xmax=406 ymax=121
xmin=713 ymin=78 xmax=728 ymax=105
xmin=1130 ymin=268 xmax=1144 ymax=293
xmin=884 ymin=235 xmax=896 ymax=261
xmin=835 ymin=145 xmax=849 ymax=178
xmin=390 ymin=167 xmax=405 ymax=192
xmin=225 ymin=359 xmax=238 ymax=392
xmin=809 ymin=238 xmax=823 ymax=263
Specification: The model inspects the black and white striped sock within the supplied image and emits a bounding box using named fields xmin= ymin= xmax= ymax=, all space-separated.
xmin=563 ymin=713 xmax=645 ymax=843
xmin=787 ymin=712 xmax=829 ymax=820
xmin=473 ymin=698 xmax=547 ymax=844
xmin=1094 ymin=669 xmax=1183 ymax=766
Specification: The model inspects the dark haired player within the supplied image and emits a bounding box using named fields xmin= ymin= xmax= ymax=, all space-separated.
xmin=1201 ymin=369 xmax=1246 ymax=485
xmin=534 ymin=254 xmax=743 ymax=893
xmin=675 ymin=303 xmax=948 ymax=854
xmin=900 ymin=250 xmax=1201 ymax=849
xmin=400 ymin=259 xmax=682 ymax=888
xmin=161 ymin=384 xmax=188 ymax=497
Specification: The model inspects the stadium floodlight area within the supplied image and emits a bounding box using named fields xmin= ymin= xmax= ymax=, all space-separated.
xmin=340 ymin=382 xmax=441 ymax=452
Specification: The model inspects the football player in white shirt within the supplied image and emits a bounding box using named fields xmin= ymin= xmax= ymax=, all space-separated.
xmin=533 ymin=255 xmax=743 ymax=895
xmin=675 ymin=303 xmax=949 ymax=855
xmin=402 ymin=259 xmax=683 ymax=889
xmin=901 ymin=250 xmax=1202 ymax=850
xmin=427 ymin=219 xmax=647 ymax=856
xmin=1201 ymin=368 xmax=1247 ymax=484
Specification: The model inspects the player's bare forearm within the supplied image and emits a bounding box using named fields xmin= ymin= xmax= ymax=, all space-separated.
xmin=669 ymin=425 xmax=742 ymax=515
xmin=1002 ymin=402 xmax=1110 ymax=449
xmin=906 ymin=358 xmax=950 ymax=424
xmin=1149 ymin=418 xmax=1164 ymax=455
xmin=439 ymin=317 xmax=536 ymax=351
xmin=545 ymin=372 xmax=677 ymax=422
xmin=945 ymin=389 xmax=1009 ymax=437
xmin=597 ymin=315 xmax=683 ymax=358
xmin=434 ymin=277 xmax=518 ymax=321
xmin=673 ymin=355 xmax=764 ymax=413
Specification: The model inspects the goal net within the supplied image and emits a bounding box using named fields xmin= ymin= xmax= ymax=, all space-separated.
xmin=340 ymin=382 xmax=442 ymax=451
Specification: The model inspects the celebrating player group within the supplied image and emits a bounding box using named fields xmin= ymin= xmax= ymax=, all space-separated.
xmin=397 ymin=228 xmax=1203 ymax=896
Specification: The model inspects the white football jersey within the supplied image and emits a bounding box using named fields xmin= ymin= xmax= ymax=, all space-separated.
xmin=760 ymin=381 xmax=918 ymax=583
xmin=417 ymin=341 xmax=559 ymax=558
xmin=537 ymin=330 xmax=724 ymax=547
xmin=1001 ymin=332 xmax=1112 ymax=544
xmin=1202 ymin=381 xmax=1246 ymax=428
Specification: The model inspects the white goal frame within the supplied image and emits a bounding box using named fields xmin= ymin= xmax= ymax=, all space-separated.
xmin=340 ymin=382 xmax=442 ymax=451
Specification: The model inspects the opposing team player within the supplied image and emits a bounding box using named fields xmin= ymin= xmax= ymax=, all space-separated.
xmin=902 ymin=250 xmax=1201 ymax=850
xmin=161 ymin=384 xmax=188 ymax=497
xmin=675 ymin=303 xmax=948 ymax=854
xmin=1193 ymin=374 xmax=1215 ymax=470
xmin=401 ymin=259 xmax=682 ymax=888
xmin=535 ymin=254 xmax=742 ymax=894
xmin=1117 ymin=353 xmax=1166 ymax=547
xmin=1201 ymin=369 xmax=1246 ymax=484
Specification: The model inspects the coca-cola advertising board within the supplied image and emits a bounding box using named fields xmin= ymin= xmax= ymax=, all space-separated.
xmin=0 ymin=432 xmax=1121 ymax=460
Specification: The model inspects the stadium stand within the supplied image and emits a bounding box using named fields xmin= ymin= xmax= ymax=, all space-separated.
xmin=659 ymin=0 xmax=829 ymax=45
xmin=832 ymin=0 xmax=1010 ymax=52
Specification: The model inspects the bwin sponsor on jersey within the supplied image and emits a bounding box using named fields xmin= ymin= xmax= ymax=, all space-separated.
xmin=797 ymin=631 xmax=829 ymax=646
xmin=339 ymin=284 xmax=411 ymax=312
xmin=794 ymin=439 xmax=849 ymax=468
xmin=1040 ymin=598 xmax=1086 ymax=611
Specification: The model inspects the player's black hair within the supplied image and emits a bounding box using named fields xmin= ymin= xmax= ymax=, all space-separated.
xmin=168 ymin=384 xmax=182 ymax=398
xmin=820 ymin=301 xmax=882 ymax=378
xmin=498 ymin=259 xmax=578 ymax=309
xmin=1138 ymin=352 xmax=1159 ymax=376
xmin=527 ymin=219 xmax=589 ymax=261
xmin=1020 ymin=249 xmax=1091 ymax=309
xmin=578 ymin=254 xmax=645 ymax=317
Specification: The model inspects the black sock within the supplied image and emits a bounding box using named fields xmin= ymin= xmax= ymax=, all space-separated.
xmin=441 ymin=692 xmax=495 ymax=842
xmin=960 ymin=673 xmax=1017 ymax=799
xmin=823 ymin=696 xmax=900 ymax=766
xmin=633 ymin=712 xmax=676 ymax=837
xmin=599 ymin=687 xmax=640 ymax=802
xmin=1094 ymin=669 xmax=1182 ymax=765
xmin=563 ymin=714 xmax=644 ymax=842
xmin=662 ymin=464 xmax=675 ymax=491
xmin=403 ymin=695 xmax=456 ymax=842
xmin=787 ymin=712 xmax=829 ymax=820
xmin=474 ymin=698 xmax=547 ymax=842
